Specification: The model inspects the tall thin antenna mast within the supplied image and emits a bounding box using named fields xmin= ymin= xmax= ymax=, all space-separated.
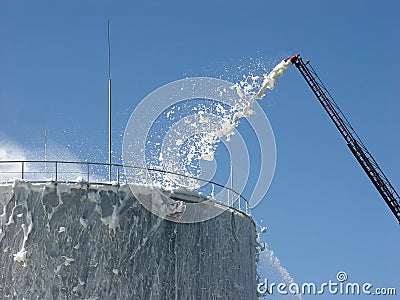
xmin=229 ymin=143 xmax=233 ymax=206
xmin=108 ymin=19 xmax=112 ymax=181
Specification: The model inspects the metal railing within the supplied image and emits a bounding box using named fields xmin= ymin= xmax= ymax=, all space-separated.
xmin=0 ymin=160 xmax=251 ymax=215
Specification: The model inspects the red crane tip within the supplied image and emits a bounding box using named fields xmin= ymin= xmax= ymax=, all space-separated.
xmin=284 ymin=54 xmax=300 ymax=63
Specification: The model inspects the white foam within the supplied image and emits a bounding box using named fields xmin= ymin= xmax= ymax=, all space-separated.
xmin=0 ymin=205 xmax=7 ymax=225
xmin=255 ymin=59 xmax=293 ymax=99
xmin=58 ymin=226 xmax=66 ymax=233
xmin=200 ymin=59 xmax=291 ymax=160
xmin=166 ymin=59 xmax=292 ymax=177
xmin=13 ymin=248 xmax=28 ymax=264
xmin=0 ymin=137 xmax=85 ymax=182
xmin=13 ymin=219 xmax=33 ymax=267
xmin=258 ymin=240 xmax=302 ymax=300
xmin=101 ymin=203 xmax=120 ymax=235
xmin=62 ymin=256 xmax=75 ymax=266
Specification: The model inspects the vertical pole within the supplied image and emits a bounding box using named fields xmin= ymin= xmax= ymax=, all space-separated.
xmin=44 ymin=123 xmax=47 ymax=177
xmin=108 ymin=19 xmax=112 ymax=182
xmin=229 ymin=143 xmax=233 ymax=206
xmin=55 ymin=161 xmax=58 ymax=182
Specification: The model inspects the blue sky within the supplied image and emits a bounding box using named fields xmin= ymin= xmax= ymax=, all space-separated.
xmin=1 ymin=0 xmax=399 ymax=298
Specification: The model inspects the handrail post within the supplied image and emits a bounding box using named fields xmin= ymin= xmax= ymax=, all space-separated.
xmin=55 ymin=161 xmax=58 ymax=181
xmin=117 ymin=167 xmax=120 ymax=184
xmin=21 ymin=161 xmax=24 ymax=180
xmin=87 ymin=163 xmax=90 ymax=183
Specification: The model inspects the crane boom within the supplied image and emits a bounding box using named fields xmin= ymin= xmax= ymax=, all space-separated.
xmin=287 ymin=54 xmax=400 ymax=224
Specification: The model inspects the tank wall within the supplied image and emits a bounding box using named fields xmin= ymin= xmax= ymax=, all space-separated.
xmin=0 ymin=181 xmax=257 ymax=299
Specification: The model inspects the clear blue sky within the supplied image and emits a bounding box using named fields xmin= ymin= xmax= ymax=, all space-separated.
xmin=1 ymin=1 xmax=399 ymax=298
